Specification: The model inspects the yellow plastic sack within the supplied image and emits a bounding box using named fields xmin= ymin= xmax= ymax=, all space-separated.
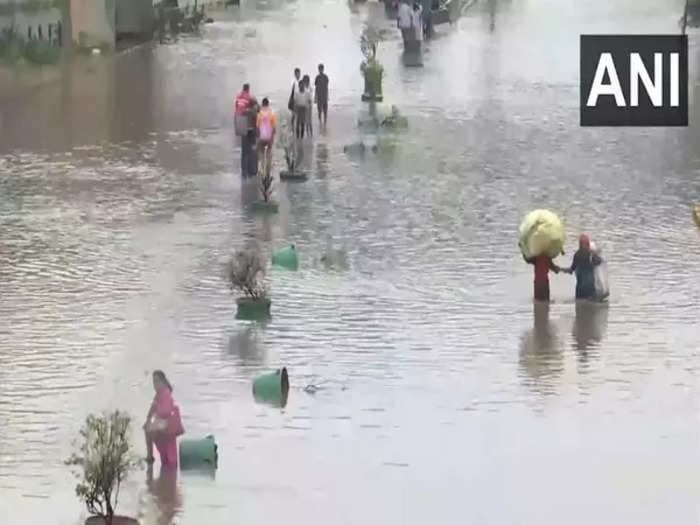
xmin=518 ymin=209 xmax=565 ymax=259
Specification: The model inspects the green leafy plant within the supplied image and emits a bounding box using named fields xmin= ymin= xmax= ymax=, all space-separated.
xmin=0 ymin=27 xmax=61 ymax=65
xmin=65 ymin=411 xmax=140 ymax=524
xmin=227 ymin=250 xmax=268 ymax=300
xmin=360 ymin=58 xmax=384 ymax=99
xmin=359 ymin=27 xmax=383 ymax=98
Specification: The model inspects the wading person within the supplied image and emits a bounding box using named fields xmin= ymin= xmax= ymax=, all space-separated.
xmin=294 ymin=80 xmax=311 ymax=139
xmin=314 ymin=63 xmax=329 ymax=127
xmin=523 ymin=252 xmax=561 ymax=302
xmin=397 ymin=0 xmax=413 ymax=46
xmin=288 ymin=67 xmax=301 ymax=127
xmin=411 ymin=2 xmax=423 ymax=43
xmin=144 ymin=370 xmax=184 ymax=468
xmin=234 ymin=83 xmax=258 ymax=177
xmin=256 ymin=97 xmax=277 ymax=173
xmin=303 ymin=75 xmax=313 ymax=137
xmin=421 ymin=0 xmax=432 ymax=39
xmin=562 ymin=234 xmax=602 ymax=300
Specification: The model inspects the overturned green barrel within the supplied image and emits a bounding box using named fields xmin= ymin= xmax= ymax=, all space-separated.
xmin=252 ymin=367 xmax=290 ymax=408
xmin=272 ymin=245 xmax=298 ymax=270
xmin=179 ymin=435 xmax=218 ymax=470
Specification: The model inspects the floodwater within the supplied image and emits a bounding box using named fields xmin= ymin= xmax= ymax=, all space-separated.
xmin=1 ymin=0 xmax=699 ymax=523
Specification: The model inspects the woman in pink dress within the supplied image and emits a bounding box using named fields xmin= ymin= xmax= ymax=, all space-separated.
xmin=144 ymin=370 xmax=184 ymax=467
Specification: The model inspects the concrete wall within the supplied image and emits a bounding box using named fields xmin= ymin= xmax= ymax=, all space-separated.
xmin=70 ymin=0 xmax=116 ymax=49
xmin=116 ymin=0 xmax=154 ymax=38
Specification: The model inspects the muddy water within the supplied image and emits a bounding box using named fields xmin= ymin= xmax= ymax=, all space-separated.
xmin=0 ymin=0 xmax=699 ymax=524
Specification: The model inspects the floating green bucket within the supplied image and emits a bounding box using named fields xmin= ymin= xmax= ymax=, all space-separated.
xmin=236 ymin=297 xmax=271 ymax=321
xmin=252 ymin=367 xmax=290 ymax=408
xmin=272 ymin=245 xmax=298 ymax=270
xmin=179 ymin=435 xmax=218 ymax=470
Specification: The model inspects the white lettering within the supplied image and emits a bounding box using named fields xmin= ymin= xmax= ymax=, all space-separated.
xmin=630 ymin=53 xmax=663 ymax=107
xmin=670 ymin=52 xmax=679 ymax=107
xmin=587 ymin=53 xmax=626 ymax=107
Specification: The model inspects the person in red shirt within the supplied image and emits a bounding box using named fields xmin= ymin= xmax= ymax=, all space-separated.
xmin=234 ymin=84 xmax=258 ymax=177
xmin=234 ymin=83 xmax=255 ymax=115
xmin=523 ymin=253 xmax=561 ymax=302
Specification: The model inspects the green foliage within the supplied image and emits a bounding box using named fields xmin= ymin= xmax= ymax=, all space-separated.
xmin=65 ymin=411 xmax=140 ymax=521
xmin=227 ymin=251 xmax=268 ymax=300
xmin=361 ymin=59 xmax=384 ymax=96
xmin=0 ymin=28 xmax=61 ymax=66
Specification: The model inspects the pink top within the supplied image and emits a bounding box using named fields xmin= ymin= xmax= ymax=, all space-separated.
xmin=153 ymin=387 xmax=175 ymax=419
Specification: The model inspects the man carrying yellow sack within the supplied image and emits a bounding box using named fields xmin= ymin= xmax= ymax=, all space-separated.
xmin=519 ymin=209 xmax=565 ymax=302
xmin=523 ymin=252 xmax=561 ymax=302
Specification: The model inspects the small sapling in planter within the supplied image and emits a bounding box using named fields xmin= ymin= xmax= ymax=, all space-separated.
xmin=65 ymin=411 xmax=141 ymax=525
xmin=228 ymin=250 xmax=271 ymax=320
xmin=360 ymin=30 xmax=384 ymax=102
xmin=280 ymin=143 xmax=308 ymax=181
xmin=252 ymin=145 xmax=279 ymax=213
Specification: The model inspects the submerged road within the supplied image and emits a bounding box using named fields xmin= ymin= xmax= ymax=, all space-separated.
xmin=0 ymin=0 xmax=699 ymax=523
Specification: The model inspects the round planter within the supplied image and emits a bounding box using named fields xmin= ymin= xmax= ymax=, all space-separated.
xmin=252 ymin=367 xmax=290 ymax=408
xmin=236 ymin=297 xmax=271 ymax=321
xmin=180 ymin=435 xmax=218 ymax=470
xmin=85 ymin=516 xmax=139 ymax=525
xmin=279 ymin=170 xmax=308 ymax=182
xmin=251 ymin=200 xmax=279 ymax=214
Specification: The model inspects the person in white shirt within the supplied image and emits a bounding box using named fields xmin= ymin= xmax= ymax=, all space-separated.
xmin=302 ymin=75 xmax=313 ymax=137
xmin=293 ymin=81 xmax=312 ymax=139
xmin=289 ymin=67 xmax=301 ymax=126
xmin=411 ymin=2 xmax=423 ymax=42
xmin=397 ymin=0 xmax=413 ymax=45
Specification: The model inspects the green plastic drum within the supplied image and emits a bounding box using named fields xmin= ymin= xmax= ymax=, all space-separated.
xmin=179 ymin=435 xmax=218 ymax=470
xmin=252 ymin=368 xmax=290 ymax=408
xmin=272 ymin=245 xmax=299 ymax=270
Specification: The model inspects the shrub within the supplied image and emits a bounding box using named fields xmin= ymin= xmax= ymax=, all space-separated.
xmin=65 ymin=411 xmax=140 ymax=523
xmin=227 ymin=250 xmax=268 ymax=300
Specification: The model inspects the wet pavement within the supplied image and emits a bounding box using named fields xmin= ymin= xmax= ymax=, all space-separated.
xmin=1 ymin=0 xmax=699 ymax=523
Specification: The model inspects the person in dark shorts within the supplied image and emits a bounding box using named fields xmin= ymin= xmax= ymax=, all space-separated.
xmin=314 ymin=64 xmax=329 ymax=127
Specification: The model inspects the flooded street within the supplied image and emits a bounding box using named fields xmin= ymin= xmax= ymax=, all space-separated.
xmin=1 ymin=0 xmax=699 ymax=523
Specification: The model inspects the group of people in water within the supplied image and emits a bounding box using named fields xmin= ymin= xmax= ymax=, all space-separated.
xmin=233 ymin=65 xmax=330 ymax=177
xmin=289 ymin=64 xmax=330 ymax=139
xmin=524 ymin=233 xmax=607 ymax=303
xmin=396 ymin=0 xmax=439 ymax=44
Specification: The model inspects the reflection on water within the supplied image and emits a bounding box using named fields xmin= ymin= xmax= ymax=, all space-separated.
xmin=142 ymin=465 xmax=183 ymax=525
xmin=518 ymin=302 xmax=563 ymax=392
xmin=571 ymin=300 xmax=609 ymax=364
xmin=315 ymin=142 xmax=329 ymax=178
xmin=227 ymin=325 xmax=266 ymax=365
